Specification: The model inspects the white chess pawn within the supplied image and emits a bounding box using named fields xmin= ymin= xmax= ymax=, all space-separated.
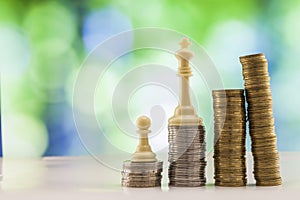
xmin=131 ymin=116 xmax=157 ymax=162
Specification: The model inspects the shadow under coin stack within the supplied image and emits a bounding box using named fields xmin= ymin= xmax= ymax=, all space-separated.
xmin=168 ymin=38 xmax=206 ymax=187
xmin=121 ymin=116 xmax=163 ymax=188
xmin=212 ymin=89 xmax=247 ymax=187
xmin=240 ymin=53 xmax=282 ymax=186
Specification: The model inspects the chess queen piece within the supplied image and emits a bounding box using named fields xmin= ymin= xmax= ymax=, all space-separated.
xmin=121 ymin=116 xmax=163 ymax=187
xmin=168 ymin=38 xmax=206 ymax=187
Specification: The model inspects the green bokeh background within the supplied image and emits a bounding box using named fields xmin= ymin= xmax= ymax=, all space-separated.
xmin=1 ymin=0 xmax=299 ymax=157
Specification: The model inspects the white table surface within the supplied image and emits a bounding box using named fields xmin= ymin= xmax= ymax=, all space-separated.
xmin=0 ymin=152 xmax=299 ymax=199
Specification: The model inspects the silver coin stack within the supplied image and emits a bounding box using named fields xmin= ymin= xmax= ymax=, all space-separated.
xmin=121 ymin=161 xmax=163 ymax=187
xmin=168 ymin=125 xmax=206 ymax=187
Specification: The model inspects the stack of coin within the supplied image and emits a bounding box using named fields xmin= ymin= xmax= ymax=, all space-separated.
xmin=121 ymin=161 xmax=163 ymax=187
xmin=240 ymin=53 xmax=282 ymax=186
xmin=212 ymin=89 xmax=247 ymax=187
xmin=168 ymin=125 xmax=206 ymax=187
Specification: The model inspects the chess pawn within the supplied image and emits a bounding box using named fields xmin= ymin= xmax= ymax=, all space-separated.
xmin=131 ymin=116 xmax=157 ymax=162
xmin=121 ymin=115 xmax=163 ymax=187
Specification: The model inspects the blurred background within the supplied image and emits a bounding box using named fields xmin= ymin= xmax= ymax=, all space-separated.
xmin=0 ymin=0 xmax=299 ymax=157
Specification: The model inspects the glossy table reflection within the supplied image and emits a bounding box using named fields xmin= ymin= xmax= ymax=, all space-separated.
xmin=0 ymin=152 xmax=299 ymax=199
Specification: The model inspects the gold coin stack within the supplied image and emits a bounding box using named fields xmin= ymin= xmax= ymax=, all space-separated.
xmin=240 ymin=53 xmax=282 ymax=186
xmin=212 ymin=89 xmax=247 ymax=187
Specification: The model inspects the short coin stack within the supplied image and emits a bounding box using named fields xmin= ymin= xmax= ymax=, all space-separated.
xmin=168 ymin=125 xmax=206 ymax=187
xmin=121 ymin=161 xmax=163 ymax=187
xmin=212 ymin=89 xmax=247 ymax=187
xmin=240 ymin=53 xmax=282 ymax=186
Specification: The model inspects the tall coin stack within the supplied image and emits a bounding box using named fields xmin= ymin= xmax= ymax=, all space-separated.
xmin=121 ymin=116 xmax=163 ymax=188
xmin=168 ymin=125 xmax=206 ymax=187
xmin=212 ymin=89 xmax=247 ymax=187
xmin=240 ymin=53 xmax=282 ymax=186
xmin=168 ymin=38 xmax=206 ymax=187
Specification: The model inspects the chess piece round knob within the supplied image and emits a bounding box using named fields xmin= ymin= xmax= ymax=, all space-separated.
xmin=136 ymin=116 xmax=151 ymax=130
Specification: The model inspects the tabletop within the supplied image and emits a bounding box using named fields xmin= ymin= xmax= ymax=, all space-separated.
xmin=0 ymin=152 xmax=299 ymax=200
